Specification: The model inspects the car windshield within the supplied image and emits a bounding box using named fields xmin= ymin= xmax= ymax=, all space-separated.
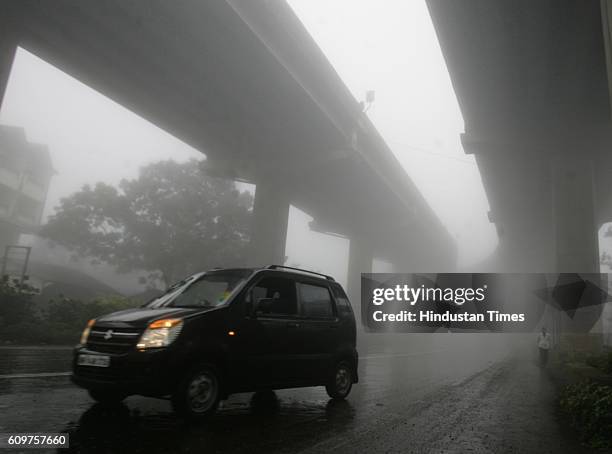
xmin=145 ymin=270 xmax=252 ymax=309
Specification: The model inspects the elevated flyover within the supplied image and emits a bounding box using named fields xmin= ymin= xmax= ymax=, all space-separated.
xmin=427 ymin=0 xmax=612 ymax=329
xmin=0 ymin=0 xmax=456 ymax=299
xmin=427 ymin=0 xmax=612 ymax=273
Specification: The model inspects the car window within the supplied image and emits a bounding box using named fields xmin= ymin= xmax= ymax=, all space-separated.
xmin=146 ymin=271 xmax=250 ymax=308
xmin=172 ymin=279 xmax=230 ymax=307
xmin=331 ymin=283 xmax=353 ymax=318
xmin=251 ymin=276 xmax=298 ymax=317
xmin=299 ymin=283 xmax=334 ymax=319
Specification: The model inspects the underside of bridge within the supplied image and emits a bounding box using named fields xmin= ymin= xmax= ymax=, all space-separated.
xmin=427 ymin=0 xmax=612 ymax=330
xmin=428 ymin=0 xmax=612 ymax=272
xmin=0 ymin=0 xmax=455 ymax=302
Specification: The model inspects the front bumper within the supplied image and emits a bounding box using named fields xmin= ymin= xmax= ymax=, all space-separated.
xmin=71 ymin=346 xmax=180 ymax=396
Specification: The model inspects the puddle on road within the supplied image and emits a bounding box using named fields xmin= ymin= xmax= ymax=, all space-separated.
xmin=59 ymin=390 xmax=356 ymax=453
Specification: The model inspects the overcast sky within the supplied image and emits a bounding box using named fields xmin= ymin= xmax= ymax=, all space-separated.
xmin=0 ymin=1 xmax=500 ymax=289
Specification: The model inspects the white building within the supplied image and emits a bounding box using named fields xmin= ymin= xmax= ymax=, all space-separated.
xmin=0 ymin=124 xmax=54 ymax=253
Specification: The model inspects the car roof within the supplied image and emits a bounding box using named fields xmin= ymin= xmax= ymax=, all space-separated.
xmin=203 ymin=266 xmax=337 ymax=284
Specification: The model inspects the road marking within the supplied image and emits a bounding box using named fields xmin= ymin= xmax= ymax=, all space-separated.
xmin=0 ymin=346 xmax=73 ymax=350
xmin=0 ymin=372 xmax=71 ymax=379
xmin=0 ymin=351 xmax=450 ymax=379
xmin=361 ymin=350 xmax=446 ymax=360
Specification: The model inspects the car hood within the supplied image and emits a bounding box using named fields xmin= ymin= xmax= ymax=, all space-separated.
xmin=94 ymin=307 xmax=208 ymax=328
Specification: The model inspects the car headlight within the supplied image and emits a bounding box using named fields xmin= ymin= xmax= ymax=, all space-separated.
xmin=137 ymin=318 xmax=183 ymax=350
xmin=80 ymin=319 xmax=95 ymax=345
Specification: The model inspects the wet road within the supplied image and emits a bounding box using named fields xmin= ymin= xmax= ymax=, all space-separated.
xmin=0 ymin=335 xmax=587 ymax=453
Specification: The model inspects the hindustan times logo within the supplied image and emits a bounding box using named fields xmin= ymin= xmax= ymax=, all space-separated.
xmin=363 ymin=273 xmax=610 ymax=333
xmin=371 ymin=284 xmax=488 ymax=306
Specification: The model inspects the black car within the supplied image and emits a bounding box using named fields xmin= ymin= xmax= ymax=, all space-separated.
xmin=72 ymin=265 xmax=358 ymax=418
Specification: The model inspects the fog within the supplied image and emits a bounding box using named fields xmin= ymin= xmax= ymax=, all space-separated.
xmin=0 ymin=1 xmax=500 ymax=297
xmin=1 ymin=0 xmax=607 ymax=344
xmin=288 ymin=0 xmax=497 ymax=267
xmin=2 ymin=5 xmax=611 ymax=452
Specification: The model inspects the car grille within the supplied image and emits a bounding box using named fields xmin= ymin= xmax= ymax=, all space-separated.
xmin=86 ymin=327 xmax=141 ymax=354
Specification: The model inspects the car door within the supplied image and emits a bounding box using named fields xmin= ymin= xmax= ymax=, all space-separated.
xmin=234 ymin=274 xmax=303 ymax=387
xmin=295 ymin=280 xmax=338 ymax=383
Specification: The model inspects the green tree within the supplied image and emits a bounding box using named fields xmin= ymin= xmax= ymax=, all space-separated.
xmin=41 ymin=159 xmax=253 ymax=288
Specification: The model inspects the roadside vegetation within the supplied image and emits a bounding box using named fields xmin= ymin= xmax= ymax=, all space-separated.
xmin=0 ymin=158 xmax=254 ymax=345
xmin=0 ymin=279 xmax=138 ymax=345
xmin=559 ymin=380 xmax=612 ymax=449
xmin=585 ymin=351 xmax=612 ymax=375
xmin=556 ymin=348 xmax=612 ymax=449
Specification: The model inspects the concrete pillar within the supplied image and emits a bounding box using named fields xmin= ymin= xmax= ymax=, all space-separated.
xmin=249 ymin=179 xmax=290 ymax=266
xmin=552 ymin=158 xmax=599 ymax=273
xmin=0 ymin=15 xmax=19 ymax=109
xmin=347 ymin=236 xmax=372 ymax=325
xmin=495 ymin=217 xmax=555 ymax=273
xmin=552 ymin=157 xmax=602 ymax=334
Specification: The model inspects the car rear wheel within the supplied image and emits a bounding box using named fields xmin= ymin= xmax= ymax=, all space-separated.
xmin=325 ymin=360 xmax=353 ymax=399
xmin=88 ymin=389 xmax=127 ymax=405
xmin=172 ymin=364 xmax=220 ymax=419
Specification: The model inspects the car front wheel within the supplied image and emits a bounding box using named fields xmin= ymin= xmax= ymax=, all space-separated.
xmin=325 ymin=360 xmax=353 ymax=399
xmin=172 ymin=364 xmax=220 ymax=419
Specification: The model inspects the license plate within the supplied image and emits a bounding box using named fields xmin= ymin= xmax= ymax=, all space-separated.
xmin=78 ymin=354 xmax=110 ymax=368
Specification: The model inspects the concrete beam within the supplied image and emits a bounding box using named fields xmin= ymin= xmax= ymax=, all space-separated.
xmin=248 ymin=179 xmax=290 ymax=267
